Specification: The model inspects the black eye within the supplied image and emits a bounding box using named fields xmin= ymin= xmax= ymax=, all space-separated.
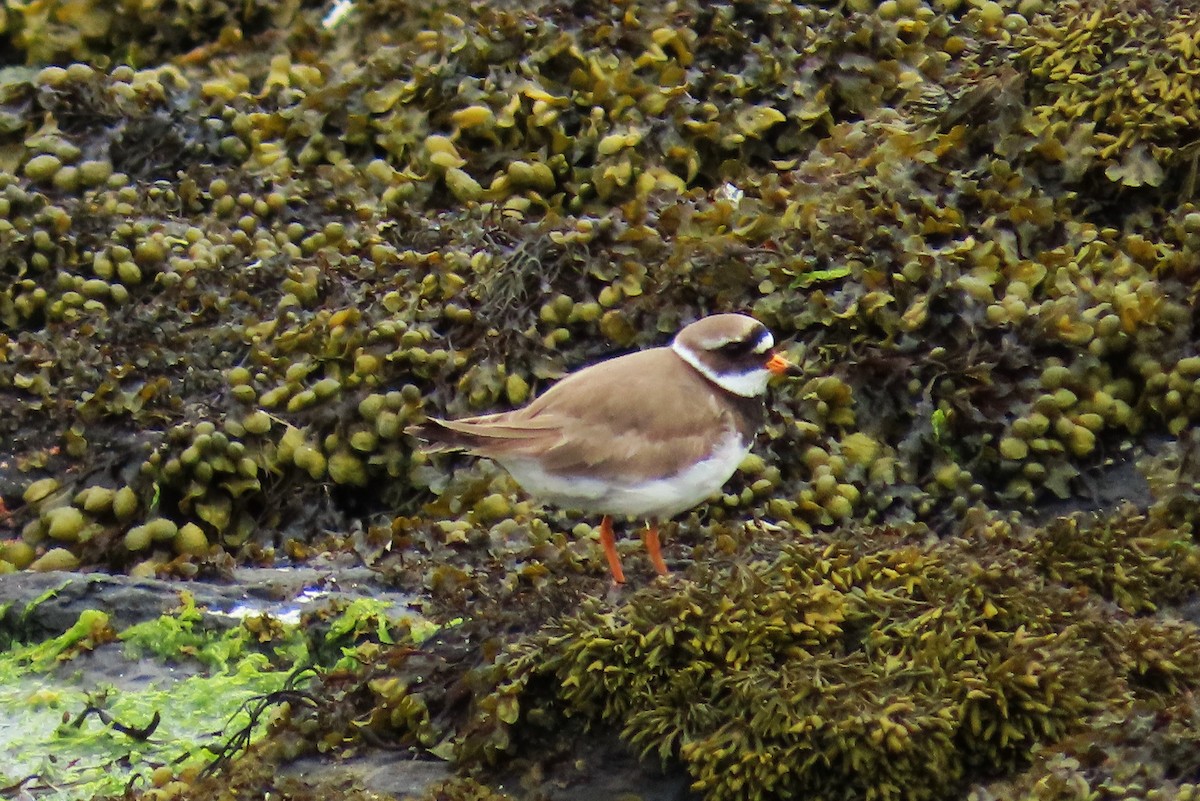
xmin=719 ymin=339 xmax=754 ymax=356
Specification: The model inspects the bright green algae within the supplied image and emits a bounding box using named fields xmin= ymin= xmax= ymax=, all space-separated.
xmin=0 ymin=592 xmax=444 ymax=799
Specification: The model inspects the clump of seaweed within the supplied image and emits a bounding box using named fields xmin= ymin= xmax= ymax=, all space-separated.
xmin=1018 ymin=0 xmax=1200 ymax=188
xmin=276 ymin=515 xmax=1200 ymax=801
xmin=1029 ymin=508 xmax=1200 ymax=613
xmin=490 ymin=542 xmax=1102 ymax=801
xmin=979 ymin=693 xmax=1200 ymax=801
xmin=1 ymin=0 xmax=306 ymax=66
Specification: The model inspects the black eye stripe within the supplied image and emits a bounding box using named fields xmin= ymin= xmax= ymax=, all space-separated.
xmin=721 ymin=331 xmax=772 ymax=353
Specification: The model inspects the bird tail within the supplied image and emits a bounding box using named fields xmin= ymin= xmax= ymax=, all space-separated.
xmin=405 ymin=418 xmax=480 ymax=453
xmin=406 ymin=415 xmax=557 ymax=455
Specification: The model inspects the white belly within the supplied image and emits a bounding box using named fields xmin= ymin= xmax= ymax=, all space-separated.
xmin=498 ymin=431 xmax=751 ymax=519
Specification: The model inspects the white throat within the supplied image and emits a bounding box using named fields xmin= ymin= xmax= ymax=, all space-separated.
xmin=672 ymin=341 xmax=771 ymax=398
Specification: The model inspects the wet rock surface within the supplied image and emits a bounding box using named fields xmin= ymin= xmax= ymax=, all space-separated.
xmin=0 ymin=564 xmax=416 ymax=639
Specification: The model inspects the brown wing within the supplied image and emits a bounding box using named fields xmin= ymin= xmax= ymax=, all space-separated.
xmin=412 ymin=348 xmax=758 ymax=481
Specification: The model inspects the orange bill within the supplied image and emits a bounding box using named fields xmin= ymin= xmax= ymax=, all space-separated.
xmin=766 ymin=352 xmax=799 ymax=376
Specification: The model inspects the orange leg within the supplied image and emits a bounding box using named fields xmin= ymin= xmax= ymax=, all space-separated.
xmin=598 ymin=515 xmax=626 ymax=584
xmin=643 ymin=523 xmax=669 ymax=577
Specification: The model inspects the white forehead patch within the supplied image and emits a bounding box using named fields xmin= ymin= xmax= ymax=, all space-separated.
xmin=752 ymin=331 xmax=774 ymax=354
xmin=695 ymin=332 xmax=738 ymax=350
xmin=694 ymin=326 xmax=773 ymax=353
